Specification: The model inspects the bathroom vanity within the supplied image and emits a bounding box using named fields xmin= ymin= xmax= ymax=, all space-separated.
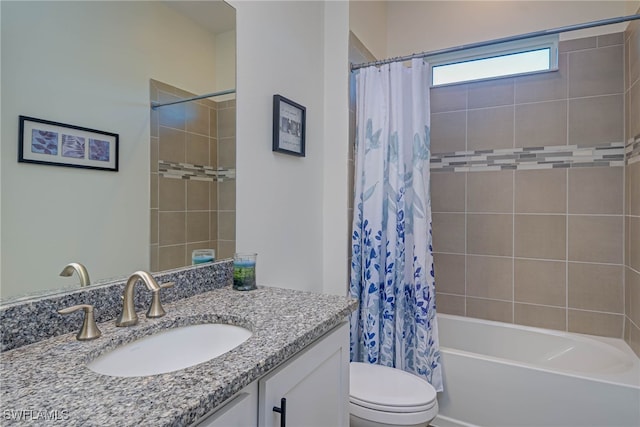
xmin=0 ymin=277 xmax=357 ymax=426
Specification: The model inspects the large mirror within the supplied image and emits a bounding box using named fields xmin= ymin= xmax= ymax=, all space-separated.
xmin=0 ymin=0 xmax=236 ymax=301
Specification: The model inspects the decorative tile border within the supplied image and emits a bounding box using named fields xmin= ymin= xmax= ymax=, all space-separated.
xmin=159 ymin=160 xmax=236 ymax=181
xmin=430 ymin=142 xmax=625 ymax=172
xmin=626 ymin=135 xmax=640 ymax=165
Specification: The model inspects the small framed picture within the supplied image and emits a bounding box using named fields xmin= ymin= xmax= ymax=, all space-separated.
xmin=272 ymin=94 xmax=305 ymax=157
xmin=18 ymin=116 xmax=119 ymax=171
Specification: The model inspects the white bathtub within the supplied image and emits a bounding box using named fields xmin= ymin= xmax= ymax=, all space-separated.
xmin=433 ymin=314 xmax=640 ymax=427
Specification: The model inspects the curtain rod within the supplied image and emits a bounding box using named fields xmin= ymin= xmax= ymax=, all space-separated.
xmin=151 ymin=88 xmax=236 ymax=109
xmin=351 ymin=13 xmax=640 ymax=71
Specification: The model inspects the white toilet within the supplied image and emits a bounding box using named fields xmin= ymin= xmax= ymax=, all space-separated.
xmin=349 ymin=362 xmax=438 ymax=427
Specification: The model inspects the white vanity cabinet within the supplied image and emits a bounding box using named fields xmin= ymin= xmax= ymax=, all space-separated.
xmin=194 ymin=321 xmax=350 ymax=427
xmin=258 ymin=321 xmax=350 ymax=427
xmin=194 ymin=383 xmax=258 ymax=427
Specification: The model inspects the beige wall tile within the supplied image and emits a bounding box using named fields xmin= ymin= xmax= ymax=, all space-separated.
xmin=158 ymin=177 xmax=185 ymax=211
xmin=150 ymin=173 xmax=158 ymax=209
xmin=631 ymin=216 xmax=640 ymax=271
xmin=186 ymin=212 xmax=210 ymax=243
xmin=217 ymin=240 xmax=236 ymax=260
xmin=568 ymin=262 xmax=623 ymax=313
xmin=432 ymin=213 xmax=465 ymax=254
xmin=624 ymin=315 xmax=630 ymax=343
xmin=559 ymin=37 xmax=597 ymax=53
xmin=219 ymin=211 xmax=236 ymax=240
xmin=218 ymin=138 xmax=236 ymax=168
xmin=430 ymin=111 xmax=466 ymax=154
xmin=514 ymin=259 xmax=566 ymax=306
xmin=151 ymin=109 xmax=159 ymax=138
xmin=210 ymin=137 xmax=218 ymax=170
xmin=629 ymin=80 xmax=640 ymax=139
xmin=435 ymin=293 xmax=465 ymax=316
xmin=466 ymin=297 xmax=513 ymax=323
xmin=514 ymin=303 xmax=566 ymax=331
xmin=597 ymin=32 xmax=624 ymax=47
xmin=568 ymin=45 xmax=623 ymax=97
xmin=467 ymin=214 xmax=513 ymax=256
xmin=186 ymin=180 xmax=209 ymax=211
xmin=628 ymin=318 xmax=640 ymax=358
xmin=467 ymin=78 xmax=514 ymax=109
xmin=515 ymin=100 xmax=567 ymax=147
xmin=467 ymin=171 xmax=513 ymax=213
xmin=431 ymin=172 xmax=466 ymax=213
xmin=150 ymin=137 xmax=158 ymax=173
xmin=159 ymin=126 xmax=186 ymax=163
xmin=210 ymin=181 xmax=218 ymax=211
xmin=568 ymin=309 xmax=623 ymax=338
xmin=158 ymin=92 xmax=186 ymax=130
xmin=514 ymin=215 xmax=566 ymax=260
xmin=210 ymin=212 xmax=219 ymax=241
xmin=515 ymin=54 xmax=567 ymax=103
xmin=626 ymin=216 xmax=631 ymax=267
xmin=434 ymin=253 xmax=465 ymax=295
xmin=626 ymin=85 xmax=630 ymax=143
xmin=568 ymin=95 xmax=624 ymax=147
xmin=628 ymin=25 xmax=640 ymax=89
xmin=219 ymin=180 xmax=236 ymax=211
xmin=630 ymin=160 xmax=640 ymax=216
xmin=159 ymin=212 xmax=185 ymax=245
xmin=186 ymin=133 xmax=210 ymax=166
xmin=467 ymin=106 xmax=514 ymax=151
xmin=158 ymin=245 xmax=186 ymax=271
xmin=210 ymin=108 xmax=218 ymax=138
xmin=515 ymin=169 xmax=566 ymax=214
xmin=218 ymin=108 xmax=236 ymax=138
xmin=150 ymin=209 xmax=158 ymax=245
xmin=626 ymin=267 xmax=640 ymax=326
xmin=185 ymin=102 xmax=210 ymax=136
xmin=430 ymin=84 xmax=467 ymax=113
xmin=568 ymin=215 xmax=623 ymax=263
xmin=150 ymin=244 xmax=158 ymax=272
xmin=466 ymin=255 xmax=513 ymax=300
xmin=568 ymin=167 xmax=623 ymax=214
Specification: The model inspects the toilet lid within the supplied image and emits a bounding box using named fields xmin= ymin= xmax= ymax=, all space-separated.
xmin=350 ymin=362 xmax=437 ymax=412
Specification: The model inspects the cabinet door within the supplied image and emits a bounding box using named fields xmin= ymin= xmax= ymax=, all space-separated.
xmin=193 ymin=383 xmax=258 ymax=427
xmin=258 ymin=322 xmax=350 ymax=427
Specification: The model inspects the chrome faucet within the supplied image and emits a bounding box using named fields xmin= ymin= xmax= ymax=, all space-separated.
xmin=115 ymin=271 xmax=160 ymax=327
xmin=59 ymin=262 xmax=91 ymax=287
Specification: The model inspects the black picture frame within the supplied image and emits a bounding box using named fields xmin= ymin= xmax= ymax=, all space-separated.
xmin=272 ymin=94 xmax=306 ymax=157
xmin=18 ymin=115 xmax=119 ymax=172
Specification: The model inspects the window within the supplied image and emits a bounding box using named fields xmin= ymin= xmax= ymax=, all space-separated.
xmin=429 ymin=35 xmax=558 ymax=87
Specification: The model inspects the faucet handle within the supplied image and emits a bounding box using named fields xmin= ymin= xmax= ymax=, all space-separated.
xmin=58 ymin=304 xmax=102 ymax=341
xmin=146 ymin=281 xmax=175 ymax=319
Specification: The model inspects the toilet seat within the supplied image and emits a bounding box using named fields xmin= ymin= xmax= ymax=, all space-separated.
xmin=349 ymin=362 xmax=438 ymax=425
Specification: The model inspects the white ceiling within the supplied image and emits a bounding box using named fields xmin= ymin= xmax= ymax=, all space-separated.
xmin=163 ymin=0 xmax=236 ymax=35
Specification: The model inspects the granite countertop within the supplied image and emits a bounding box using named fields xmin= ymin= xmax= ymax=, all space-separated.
xmin=0 ymin=285 xmax=358 ymax=426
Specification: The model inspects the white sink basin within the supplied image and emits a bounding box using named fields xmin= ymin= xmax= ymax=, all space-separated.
xmin=87 ymin=323 xmax=252 ymax=377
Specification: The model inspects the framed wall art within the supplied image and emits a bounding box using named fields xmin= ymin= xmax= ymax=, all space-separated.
xmin=18 ymin=115 xmax=119 ymax=171
xmin=272 ymin=94 xmax=305 ymax=157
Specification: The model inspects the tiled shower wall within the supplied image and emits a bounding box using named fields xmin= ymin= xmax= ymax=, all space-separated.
xmin=348 ymin=32 xmax=376 ymax=281
xmin=150 ymin=80 xmax=236 ymax=272
xmin=431 ymin=33 xmax=628 ymax=338
xmin=624 ymin=18 xmax=640 ymax=356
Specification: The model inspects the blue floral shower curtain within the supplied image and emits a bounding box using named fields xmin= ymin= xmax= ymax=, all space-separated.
xmin=350 ymin=59 xmax=442 ymax=391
